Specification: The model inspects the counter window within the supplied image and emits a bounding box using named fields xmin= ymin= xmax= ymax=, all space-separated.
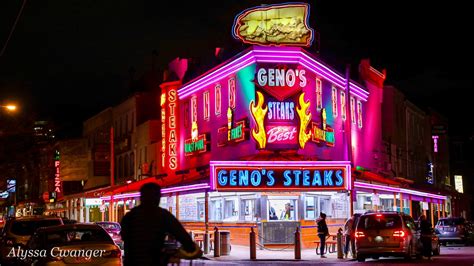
xmin=224 ymin=198 xmax=238 ymax=221
xmin=268 ymin=199 xmax=297 ymax=221
xmin=305 ymin=192 xmax=349 ymax=219
xmin=241 ymin=199 xmax=256 ymax=221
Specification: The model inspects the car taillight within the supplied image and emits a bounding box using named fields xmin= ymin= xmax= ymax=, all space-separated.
xmin=355 ymin=231 xmax=365 ymax=238
xmin=376 ymin=214 xmax=383 ymax=217
xmin=103 ymin=248 xmax=121 ymax=258
xmin=393 ymin=230 xmax=406 ymax=238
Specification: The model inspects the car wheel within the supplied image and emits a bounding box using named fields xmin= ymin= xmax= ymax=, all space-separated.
xmin=433 ymin=244 xmax=440 ymax=256
xmin=357 ymin=256 xmax=365 ymax=262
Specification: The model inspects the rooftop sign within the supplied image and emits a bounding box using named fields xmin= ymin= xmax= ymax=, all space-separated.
xmin=232 ymin=3 xmax=314 ymax=47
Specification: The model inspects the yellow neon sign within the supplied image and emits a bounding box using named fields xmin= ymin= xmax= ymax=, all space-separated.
xmin=296 ymin=93 xmax=311 ymax=149
xmin=250 ymin=91 xmax=268 ymax=149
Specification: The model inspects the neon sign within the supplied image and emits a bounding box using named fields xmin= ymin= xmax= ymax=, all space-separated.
xmin=331 ymin=85 xmax=338 ymax=118
xmin=311 ymin=109 xmax=335 ymax=147
xmin=217 ymin=118 xmax=249 ymax=147
xmin=250 ymin=91 xmax=268 ymax=149
xmin=316 ymin=78 xmax=322 ymax=110
xmin=211 ymin=161 xmax=350 ymax=191
xmin=432 ymin=135 xmax=439 ymax=153
xmin=168 ymin=89 xmax=178 ymax=169
xmin=215 ymin=84 xmax=221 ymax=115
xmin=296 ymin=93 xmax=311 ymax=149
xmin=185 ymin=134 xmax=209 ymax=156
xmin=350 ymin=96 xmax=356 ymax=125
xmin=340 ymin=91 xmax=346 ymax=121
xmin=54 ymin=150 xmax=62 ymax=199
xmin=228 ymin=77 xmax=236 ymax=109
xmin=357 ymin=99 xmax=363 ymax=129
xmin=203 ymin=90 xmax=210 ymax=120
xmin=232 ymin=3 xmax=314 ymax=47
xmin=266 ymin=125 xmax=297 ymax=145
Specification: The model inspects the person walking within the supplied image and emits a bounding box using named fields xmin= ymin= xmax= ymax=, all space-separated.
xmin=418 ymin=214 xmax=433 ymax=260
xmin=316 ymin=212 xmax=329 ymax=258
xmin=343 ymin=215 xmax=354 ymax=259
xmin=120 ymin=183 xmax=202 ymax=266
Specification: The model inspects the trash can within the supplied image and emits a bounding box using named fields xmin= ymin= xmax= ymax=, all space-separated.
xmin=219 ymin=231 xmax=231 ymax=255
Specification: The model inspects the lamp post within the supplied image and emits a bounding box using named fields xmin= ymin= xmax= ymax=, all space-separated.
xmin=1 ymin=104 xmax=18 ymax=216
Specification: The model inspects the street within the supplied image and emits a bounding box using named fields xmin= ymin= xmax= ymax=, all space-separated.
xmin=183 ymin=245 xmax=474 ymax=265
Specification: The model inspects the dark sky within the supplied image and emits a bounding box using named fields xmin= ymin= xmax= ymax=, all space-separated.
xmin=1 ymin=0 xmax=473 ymax=136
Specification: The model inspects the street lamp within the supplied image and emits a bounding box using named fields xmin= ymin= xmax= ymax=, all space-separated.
xmin=1 ymin=104 xmax=17 ymax=112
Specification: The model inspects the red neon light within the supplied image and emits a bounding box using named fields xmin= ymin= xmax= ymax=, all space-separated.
xmin=215 ymin=84 xmax=221 ymax=115
xmin=266 ymin=125 xmax=297 ymax=145
xmin=340 ymin=91 xmax=346 ymax=121
xmin=203 ymin=90 xmax=210 ymax=120
xmin=316 ymin=78 xmax=322 ymax=110
xmin=228 ymin=77 xmax=236 ymax=109
xmin=54 ymin=160 xmax=61 ymax=193
xmin=167 ymin=88 xmax=178 ymax=170
xmin=332 ymin=86 xmax=338 ymax=118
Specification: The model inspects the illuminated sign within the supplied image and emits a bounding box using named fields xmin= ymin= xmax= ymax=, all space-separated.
xmin=316 ymin=78 xmax=322 ymax=110
xmin=161 ymin=82 xmax=179 ymax=171
xmin=350 ymin=96 xmax=356 ymax=125
xmin=296 ymin=93 xmax=311 ymax=149
xmin=85 ymin=198 xmax=102 ymax=206
xmin=203 ymin=90 xmax=210 ymax=120
xmin=426 ymin=162 xmax=434 ymax=184
xmin=311 ymin=109 xmax=334 ymax=147
xmin=340 ymin=91 xmax=346 ymax=121
xmin=185 ymin=134 xmax=209 ymax=156
xmin=211 ymin=161 xmax=351 ymax=191
xmin=331 ymin=86 xmax=338 ymax=118
xmin=217 ymin=118 xmax=249 ymax=147
xmin=257 ymin=67 xmax=306 ymax=100
xmin=454 ymin=175 xmax=463 ymax=193
xmin=432 ymin=135 xmax=439 ymax=153
xmin=357 ymin=100 xmax=363 ymax=129
xmin=266 ymin=125 xmax=297 ymax=145
xmin=228 ymin=77 xmax=236 ymax=109
xmin=232 ymin=3 xmax=314 ymax=47
xmin=53 ymin=150 xmax=62 ymax=199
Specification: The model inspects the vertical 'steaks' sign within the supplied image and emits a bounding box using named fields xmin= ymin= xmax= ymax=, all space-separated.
xmin=233 ymin=3 xmax=314 ymax=47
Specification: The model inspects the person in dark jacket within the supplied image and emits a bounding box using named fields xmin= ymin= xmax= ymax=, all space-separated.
xmin=418 ymin=214 xmax=433 ymax=260
xmin=316 ymin=212 xmax=329 ymax=258
xmin=120 ymin=183 xmax=201 ymax=266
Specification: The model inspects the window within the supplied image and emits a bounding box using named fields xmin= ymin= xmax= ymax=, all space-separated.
xmin=268 ymin=199 xmax=297 ymax=221
xmin=331 ymin=85 xmax=338 ymax=118
xmin=224 ymin=198 xmax=238 ymax=221
xmin=340 ymin=91 xmax=346 ymax=121
xmin=305 ymin=193 xmax=349 ymax=219
xmin=210 ymin=199 xmax=223 ymax=221
xmin=360 ymin=215 xmax=402 ymax=230
xmin=129 ymin=153 xmax=134 ymax=177
xmin=357 ymin=100 xmax=363 ymax=128
xmin=228 ymin=77 xmax=236 ymax=109
xmin=203 ymin=91 xmax=210 ymax=120
xmin=350 ymin=96 xmax=356 ymax=124
xmin=241 ymin=199 xmax=256 ymax=221
xmin=316 ymin=78 xmax=323 ymax=110
xmin=215 ymin=84 xmax=222 ymax=116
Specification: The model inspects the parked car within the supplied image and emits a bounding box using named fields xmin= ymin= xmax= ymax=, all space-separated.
xmin=61 ymin=217 xmax=78 ymax=225
xmin=22 ymin=223 xmax=121 ymax=265
xmin=435 ymin=217 xmax=473 ymax=245
xmin=0 ymin=216 xmax=63 ymax=264
xmin=95 ymin=221 xmax=123 ymax=249
xmin=354 ymin=211 xmax=419 ymax=262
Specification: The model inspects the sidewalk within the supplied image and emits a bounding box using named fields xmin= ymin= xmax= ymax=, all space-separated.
xmin=202 ymin=245 xmax=354 ymax=264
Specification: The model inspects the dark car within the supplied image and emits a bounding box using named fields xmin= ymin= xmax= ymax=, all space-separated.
xmin=0 ymin=216 xmax=63 ymax=264
xmin=354 ymin=212 xmax=419 ymax=262
xmin=95 ymin=222 xmax=123 ymax=249
xmin=435 ymin=217 xmax=473 ymax=245
xmin=22 ymin=223 xmax=121 ymax=265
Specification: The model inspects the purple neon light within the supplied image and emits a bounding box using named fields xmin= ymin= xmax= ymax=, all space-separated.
xmin=178 ymin=46 xmax=369 ymax=100
xmin=210 ymin=160 xmax=352 ymax=191
xmin=179 ymin=56 xmax=256 ymax=98
xmin=349 ymin=83 xmax=369 ymax=96
xmin=100 ymin=183 xmax=211 ymax=201
xmin=354 ymin=181 xmax=446 ymax=200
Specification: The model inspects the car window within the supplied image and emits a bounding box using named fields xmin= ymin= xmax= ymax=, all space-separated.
xmin=97 ymin=223 xmax=120 ymax=230
xmin=45 ymin=228 xmax=113 ymax=247
xmin=359 ymin=215 xmax=402 ymax=230
xmin=10 ymin=219 xmax=62 ymax=236
xmin=438 ymin=218 xmax=465 ymax=226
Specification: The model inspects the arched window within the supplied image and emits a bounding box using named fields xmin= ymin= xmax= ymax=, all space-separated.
xmin=118 ymin=156 xmax=123 ymax=179
xmin=124 ymin=154 xmax=130 ymax=178
xmin=130 ymin=152 xmax=135 ymax=177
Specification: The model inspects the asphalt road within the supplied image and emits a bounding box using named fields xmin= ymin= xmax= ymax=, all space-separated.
xmin=187 ymin=245 xmax=474 ymax=266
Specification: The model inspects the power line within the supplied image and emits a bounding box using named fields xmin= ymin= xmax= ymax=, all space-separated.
xmin=0 ymin=0 xmax=28 ymax=58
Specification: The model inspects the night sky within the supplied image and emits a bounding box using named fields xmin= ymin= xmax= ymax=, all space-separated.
xmin=1 ymin=1 xmax=473 ymax=136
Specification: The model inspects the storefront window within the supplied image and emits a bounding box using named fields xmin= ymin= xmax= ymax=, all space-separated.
xmin=224 ymin=198 xmax=238 ymax=221
xmin=179 ymin=194 xmax=199 ymax=221
xmin=268 ymin=199 xmax=297 ymax=221
xmin=305 ymin=192 xmax=349 ymax=219
xmin=241 ymin=199 xmax=256 ymax=221
xmin=210 ymin=199 xmax=223 ymax=221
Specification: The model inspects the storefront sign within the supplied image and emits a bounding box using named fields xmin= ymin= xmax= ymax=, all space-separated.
xmin=185 ymin=134 xmax=207 ymax=155
xmin=53 ymin=150 xmax=62 ymax=198
xmin=311 ymin=109 xmax=335 ymax=147
xmin=257 ymin=67 xmax=306 ymax=101
xmin=85 ymin=198 xmax=102 ymax=206
xmin=160 ymin=82 xmax=179 ymax=170
xmin=211 ymin=161 xmax=351 ymax=191
xmin=232 ymin=3 xmax=314 ymax=47
xmin=217 ymin=118 xmax=249 ymax=147
xmin=454 ymin=175 xmax=463 ymax=193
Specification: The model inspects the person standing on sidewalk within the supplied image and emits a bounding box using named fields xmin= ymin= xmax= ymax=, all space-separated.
xmin=316 ymin=212 xmax=329 ymax=258
xmin=343 ymin=215 xmax=354 ymax=259
xmin=418 ymin=214 xmax=433 ymax=260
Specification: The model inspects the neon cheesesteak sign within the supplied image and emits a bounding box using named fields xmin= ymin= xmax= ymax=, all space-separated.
xmin=211 ymin=161 xmax=351 ymax=191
